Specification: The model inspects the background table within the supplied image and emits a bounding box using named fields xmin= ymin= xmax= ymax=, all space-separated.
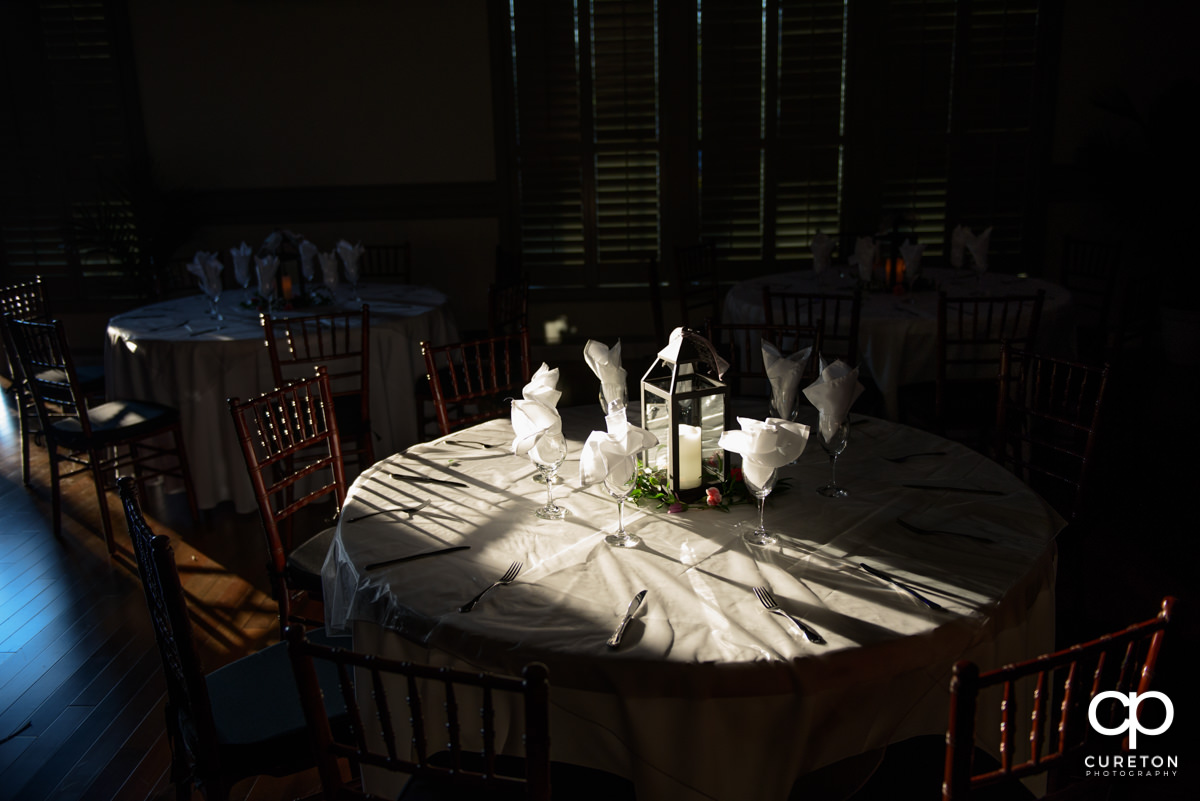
xmin=105 ymin=284 xmax=456 ymax=512
xmin=323 ymin=407 xmax=1061 ymax=801
xmin=722 ymin=268 xmax=1076 ymax=419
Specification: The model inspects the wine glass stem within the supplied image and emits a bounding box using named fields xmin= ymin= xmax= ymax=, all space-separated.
xmin=757 ymin=494 xmax=766 ymax=531
xmin=545 ymin=474 xmax=555 ymax=509
xmin=616 ymin=498 xmax=625 ymax=534
xmin=829 ymin=455 xmax=838 ymax=488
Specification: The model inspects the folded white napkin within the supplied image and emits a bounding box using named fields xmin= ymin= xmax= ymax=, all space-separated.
xmin=657 ymin=327 xmax=730 ymax=379
xmin=186 ymin=251 xmax=223 ymax=297
xmin=718 ymin=417 xmax=810 ymax=489
xmin=965 ymin=226 xmax=993 ymax=274
xmin=584 ymin=339 xmax=628 ymax=413
xmin=299 ymin=239 xmax=319 ymax=281
xmin=802 ymin=358 xmax=865 ymax=443
xmin=511 ymin=363 xmax=563 ymax=461
xmin=261 ymin=230 xmax=283 ymax=255
xmin=337 ymin=240 xmax=364 ymax=284
xmin=230 ymin=242 xmax=253 ymax=288
xmin=762 ymin=339 xmax=812 ymax=420
xmin=854 ymin=236 xmax=876 ymax=281
xmin=255 ymin=255 xmax=279 ymax=300
xmin=318 ymin=251 xmax=339 ymax=289
xmin=580 ymin=406 xmax=659 ymax=487
xmin=811 ymin=232 xmax=835 ymax=275
xmin=900 ymin=239 xmax=924 ymax=280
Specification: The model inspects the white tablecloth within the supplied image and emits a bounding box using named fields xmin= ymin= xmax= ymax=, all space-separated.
xmin=104 ymin=284 xmax=456 ymax=512
xmin=323 ymin=407 xmax=1061 ymax=801
xmin=722 ymin=268 xmax=1076 ymax=419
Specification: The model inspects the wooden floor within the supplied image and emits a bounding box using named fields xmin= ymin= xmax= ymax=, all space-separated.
xmin=0 ymin=351 xmax=1196 ymax=801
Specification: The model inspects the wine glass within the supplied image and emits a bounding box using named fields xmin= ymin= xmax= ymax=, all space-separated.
xmin=816 ymin=415 xmax=849 ymax=498
xmin=742 ymin=463 xmax=779 ymax=546
xmin=204 ymin=280 xmax=223 ymax=322
xmin=532 ymin=433 xmax=567 ymax=519
xmin=603 ymin=454 xmax=640 ymax=548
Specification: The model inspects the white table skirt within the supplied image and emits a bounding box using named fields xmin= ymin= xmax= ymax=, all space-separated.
xmin=323 ymin=407 xmax=1060 ymax=801
xmin=722 ymin=268 xmax=1076 ymax=420
xmin=104 ymin=284 xmax=456 ymax=512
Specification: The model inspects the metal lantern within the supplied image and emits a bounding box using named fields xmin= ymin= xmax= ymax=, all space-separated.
xmin=640 ymin=328 xmax=729 ymax=500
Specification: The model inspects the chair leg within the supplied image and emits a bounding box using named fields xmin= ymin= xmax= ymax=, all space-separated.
xmin=172 ymin=425 xmax=200 ymax=522
xmin=18 ymin=401 xmax=32 ymax=487
xmin=88 ymin=448 xmax=116 ymax=555
xmin=47 ymin=442 xmax=63 ymax=539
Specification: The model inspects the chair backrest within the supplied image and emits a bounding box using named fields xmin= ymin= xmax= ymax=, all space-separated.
xmin=675 ymin=242 xmax=720 ymax=328
xmin=489 ymin=280 xmax=529 ymax=336
xmin=285 ymin=626 xmax=552 ymax=801
xmin=1060 ymin=237 xmax=1120 ymax=328
xmin=706 ymin=320 xmax=824 ymax=399
xmin=227 ymin=366 xmax=347 ymax=629
xmin=2 ymin=316 xmax=89 ymax=438
xmin=937 ymin=289 xmax=1045 ymax=422
xmin=994 ymin=344 xmax=1109 ymax=522
xmin=0 ymin=277 xmax=50 ymax=382
xmin=261 ymin=306 xmax=373 ymax=466
xmin=118 ymin=477 xmax=222 ymax=782
xmin=360 ymin=243 xmax=412 ymax=283
xmin=762 ymin=286 xmax=862 ymax=366
xmin=944 ymin=597 xmax=1176 ymax=801
xmin=421 ymin=329 xmax=532 ymax=437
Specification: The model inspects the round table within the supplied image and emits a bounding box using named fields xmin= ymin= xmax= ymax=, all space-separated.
xmin=722 ymin=268 xmax=1076 ymax=419
xmin=323 ymin=406 xmax=1061 ymax=801
xmin=104 ymin=284 xmax=456 ymax=512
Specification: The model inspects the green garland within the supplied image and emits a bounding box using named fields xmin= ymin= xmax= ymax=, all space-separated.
xmin=630 ymin=452 xmax=791 ymax=513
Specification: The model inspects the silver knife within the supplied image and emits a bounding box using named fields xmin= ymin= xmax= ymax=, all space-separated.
xmin=390 ymin=473 xmax=468 ymax=488
xmin=365 ymin=545 xmax=470 ymax=571
xmin=606 ymin=589 xmax=647 ymax=648
xmin=859 ymin=563 xmax=946 ymax=612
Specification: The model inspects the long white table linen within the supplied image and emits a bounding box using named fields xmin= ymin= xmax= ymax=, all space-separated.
xmin=324 ymin=408 xmax=1060 ymax=801
xmin=105 ymin=284 xmax=456 ymax=512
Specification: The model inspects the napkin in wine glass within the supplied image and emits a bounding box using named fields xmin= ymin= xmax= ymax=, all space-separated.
xmin=811 ymin=232 xmax=835 ymax=275
xmin=580 ymin=405 xmax=658 ymax=487
xmin=900 ymin=239 xmax=924 ymax=281
xmin=511 ymin=363 xmax=563 ymax=460
xmin=717 ymin=417 xmax=810 ymax=488
xmin=336 ymin=240 xmax=364 ymax=285
xmin=762 ymin=339 xmax=813 ymax=420
xmin=965 ymin=226 xmax=993 ymax=275
xmin=255 ymin=254 xmax=279 ymax=301
xmin=318 ymin=251 xmax=339 ymax=289
xmin=261 ymin=230 xmax=283 ymax=255
xmin=299 ymin=239 xmax=319 ymax=281
xmin=802 ymin=358 xmax=865 ymax=443
xmin=186 ymin=251 xmax=222 ymax=297
xmin=231 ymin=242 xmax=253 ymax=288
xmin=584 ymin=339 xmax=628 ymax=413
xmin=854 ymin=236 xmax=876 ymax=282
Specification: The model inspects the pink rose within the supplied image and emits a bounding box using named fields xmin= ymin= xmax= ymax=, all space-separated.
xmin=706 ymin=487 xmax=722 ymax=506
xmin=667 ymin=502 xmax=685 ymax=514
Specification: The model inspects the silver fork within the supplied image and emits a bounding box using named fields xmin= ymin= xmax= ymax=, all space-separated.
xmin=752 ymin=586 xmax=826 ymax=645
xmin=448 ymin=439 xmax=496 ymax=449
xmin=344 ymin=499 xmax=430 ymax=523
xmin=459 ymin=561 xmax=523 ymax=613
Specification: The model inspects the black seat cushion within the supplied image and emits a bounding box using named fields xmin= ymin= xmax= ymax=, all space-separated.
xmin=206 ymin=630 xmax=352 ymax=780
xmin=285 ymin=526 xmax=335 ymax=597
xmin=48 ymin=399 xmax=180 ymax=449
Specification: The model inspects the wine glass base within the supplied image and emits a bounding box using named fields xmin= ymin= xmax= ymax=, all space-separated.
xmin=817 ymin=485 xmax=848 ymax=498
xmin=535 ymin=505 xmax=566 ymax=520
xmin=604 ymin=532 xmax=641 ymax=548
xmin=742 ymin=529 xmax=778 ymax=547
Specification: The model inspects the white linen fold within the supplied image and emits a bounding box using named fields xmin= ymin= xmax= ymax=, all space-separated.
xmin=186 ymin=251 xmax=223 ymax=297
xmin=511 ymin=363 xmax=563 ymax=460
xmin=717 ymin=417 xmax=810 ymax=488
xmin=584 ymin=339 xmax=628 ymax=413
xmin=900 ymin=239 xmax=924 ymax=281
xmin=965 ymin=226 xmax=993 ymax=274
xmin=762 ymin=339 xmax=812 ymax=420
xmin=230 ymin=242 xmax=253 ymax=288
xmin=811 ymin=232 xmax=835 ymax=275
xmin=319 ymin=251 xmax=339 ymax=289
xmin=657 ymin=327 xmax=730 ymax=379
xmin=337 ymin=239 xmax=364 ymax=285
xmin=580 ymin=406 xmax=659 ymax=487
xmin=802 ymin=358 xmax=865 ymax=443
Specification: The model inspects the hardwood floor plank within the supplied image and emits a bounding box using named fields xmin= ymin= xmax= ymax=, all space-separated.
xmin=60 ymin=696 xmax=168 ymax=801
xmin=0 ymin=704 xmax=91 ymax=801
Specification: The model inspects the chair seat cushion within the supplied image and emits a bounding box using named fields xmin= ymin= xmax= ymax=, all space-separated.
xmin=207 ymin=630 xmax=352 ymax=779
xmin=48 ymin=399 xmax=180 ymax=448
xmin=285 ymin=526 xmax=335 ymax=597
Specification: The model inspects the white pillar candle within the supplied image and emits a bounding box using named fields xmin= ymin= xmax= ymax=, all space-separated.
xmin=677 ymin=424 xmax=703 ymax=490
